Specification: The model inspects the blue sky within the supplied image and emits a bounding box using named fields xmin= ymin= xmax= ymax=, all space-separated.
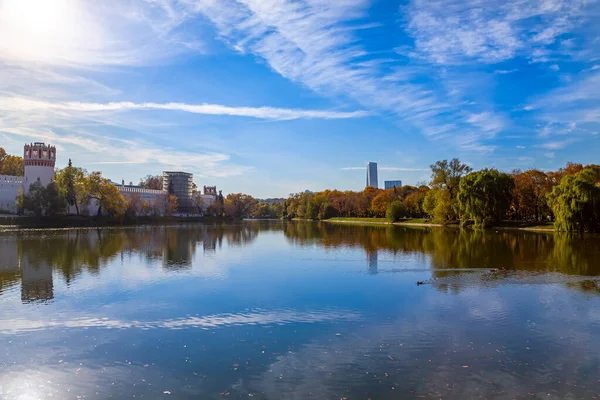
xmin=0 ymin=0 xmax=599 ymax=197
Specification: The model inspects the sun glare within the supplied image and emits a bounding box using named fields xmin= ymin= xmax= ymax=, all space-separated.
xmin=0 ymin=0 xmax=78 ymax=62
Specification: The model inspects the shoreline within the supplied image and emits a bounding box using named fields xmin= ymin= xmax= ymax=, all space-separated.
xmin=0 ymin=215 xmax=234 ymax=231
xmin=323 ymin=218 xmax=555 ymax=232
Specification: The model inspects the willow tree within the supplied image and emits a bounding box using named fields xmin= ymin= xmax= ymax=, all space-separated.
xmin=546 ymin=168 xmax=600 ymax=232
xmin=457 ymin=169 xmax=514 ymax=228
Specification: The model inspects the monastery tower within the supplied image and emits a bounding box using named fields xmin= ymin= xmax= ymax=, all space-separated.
xmin=23 ymin=142 xmax=56 ymax=191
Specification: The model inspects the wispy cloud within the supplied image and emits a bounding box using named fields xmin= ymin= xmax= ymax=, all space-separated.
xmin=404 ymin=0 xmax=593 ymax=65
xmin=538 ymin=139 xmax=576 ymax=150
xmin=171 ymin=0 xmax=508 ymax=151
xmin=0 ymin=123 xmax=252 ymax=178
xmin=0 ymin=96 xmax=367 ymax=121
xmin=494 ymin=69 xmax=518 ymax=75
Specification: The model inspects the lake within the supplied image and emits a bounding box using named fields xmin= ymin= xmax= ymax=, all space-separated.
xmin=0 ymin=221 xmax=599 ymax=399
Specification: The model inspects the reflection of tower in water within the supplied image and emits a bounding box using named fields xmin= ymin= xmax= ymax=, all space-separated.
xmin=366 ymin=249 xmax=378 ymax=274
xmin=0 ymin=239 xmax=20 ymax=294
xmin=21 ymin=256 xmax=54 ymax=303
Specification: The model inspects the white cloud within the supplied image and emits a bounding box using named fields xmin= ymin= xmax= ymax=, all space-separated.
xmin=538 ymin=140 xmax=574 ymax=150
xmin=171 ymin=0 xmax=504 ymax=151
xmin=0 ymin=96 xmax=367 ymax=121
xmin=404 ymin=0 xmax=592 ymax=65
xmin=465 ymin=112 xmax=504 ymax=136
xmin=549 ymin=64 xmax=560 ymax=71
xmin=516 ymin=145 xmax=526 ymax=149
xmin=0 ymin=123 xmax=252 ymax=178
xmin=544 ymin=152 xmax=556 ymax=158
xmin=494 ymin=69 xmax=518 ymax=75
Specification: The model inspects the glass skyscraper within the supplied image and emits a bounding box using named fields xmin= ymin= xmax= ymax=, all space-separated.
xmin=384 ymin=180 xmax=403 ymax=190
xmin=366 ymin=162 xmax=378 ymax=188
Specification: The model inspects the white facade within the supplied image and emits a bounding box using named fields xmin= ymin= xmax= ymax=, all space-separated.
xmin=0 ymin=142 xmax=56 ymax=214
xmin=0 ymin=175 xmax=23 ymax=213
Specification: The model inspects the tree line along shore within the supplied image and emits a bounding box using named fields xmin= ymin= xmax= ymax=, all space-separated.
xmin=3 ymin=147 xmax=600 ymax=232
xmin=282 ymin=159 xmax=600 ymax=233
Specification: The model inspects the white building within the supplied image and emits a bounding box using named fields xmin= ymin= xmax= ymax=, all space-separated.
xmin=0 ymin=142 xmax=56 ymax=214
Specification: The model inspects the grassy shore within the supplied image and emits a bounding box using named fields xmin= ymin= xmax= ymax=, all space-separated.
xmin=325 ymin=217 xmax=555 ymax=231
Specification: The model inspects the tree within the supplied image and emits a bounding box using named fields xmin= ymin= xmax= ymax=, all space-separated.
xmin=165 ymin=194 xmax=178 ymax=216
xmin=15 ymin=186 xmax=24 ymax=214
xmin=22 ymin=182 xmax=66 ymax=217
xmin=85 ymin=172 xmax=127 ymax=217
xmin=458 ymin=169 xmax=514 ymax=228
xmin=125 ymin=193 xmax=142 ymax=217
xmin=371 ymin=190 xmax=395 ymax=217
xmin=318 ymin=202 xmax=337 ymax=220
xmin=55 ymin=159 xmax=86 ymax=215
xmin=23 ymin=182 xmax=45 ymax=216
xmin=386 ymin=200 xmax=407 ymax=222
xmin=224 ymin=193 xmax=258 ymax=219
xmin=0 ymin=147 xmax=24 ymax=176
xmin=547 ymin=168 xmax=600 ymax=232
xmin=430 ymin=158 xmax=472 ymax=199
xmin=141 ymin=200 xmax=152 ymax=216
xmin=404 ymin=190 xmax=427 ymax=217
xmin=139 ymin=175 xmax=163 ymax=190
xmin=511 ymin=169 xmax=551 ymax=221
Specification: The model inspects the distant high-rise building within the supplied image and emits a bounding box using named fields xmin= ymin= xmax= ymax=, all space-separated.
xmin=366 ymin=162 xmax=378 ymax=188
xmin=384 ymin=180 xmax=403 ymax=190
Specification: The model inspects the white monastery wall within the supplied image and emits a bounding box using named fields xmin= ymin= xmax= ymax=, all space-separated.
xmin=0 ymin=175 xmax=23 ymax=213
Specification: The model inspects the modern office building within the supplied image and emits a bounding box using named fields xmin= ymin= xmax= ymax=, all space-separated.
xmin=384 ymin=180 xmax=403 ymax=190
xmin=366 ymin=162 xmax=378 ymax=188
xmin=163 ymin=171 xmax=193 ymax=212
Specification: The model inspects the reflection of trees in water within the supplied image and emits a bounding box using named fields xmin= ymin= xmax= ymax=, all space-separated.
xmin=283 ymin=222 xmax=600 ymax=276
xmin=0 ymin=221 xmax=282 ymax=294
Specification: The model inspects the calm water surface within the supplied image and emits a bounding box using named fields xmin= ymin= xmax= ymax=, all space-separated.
xmin=0 ymin=222 xmax=599 ymax=399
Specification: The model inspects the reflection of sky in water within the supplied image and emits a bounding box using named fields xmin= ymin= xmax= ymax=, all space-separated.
xmin=0 ymin=223 xmax=599 ymax=399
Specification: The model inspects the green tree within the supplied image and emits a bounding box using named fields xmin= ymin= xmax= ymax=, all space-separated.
xmin=546 ymin=168 xmax=600 ymax=232
xmin=458 ymin=169 xmax=514 ymax=228
xmin=430 ymin=158 xmax=472 ymax=199
xmin=386 ymin=200 xmax=407 ymax=222
xmin=55 ymin=159 xmax=86 ymax=215
xmin=85 ymin=172 xmax=127 ymax=217
xmin=22 ymin=182 xmax=66 ymax=217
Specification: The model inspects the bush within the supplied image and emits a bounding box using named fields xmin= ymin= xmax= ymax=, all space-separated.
xmin=386 ymin=200 xmax=407 ymax=222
